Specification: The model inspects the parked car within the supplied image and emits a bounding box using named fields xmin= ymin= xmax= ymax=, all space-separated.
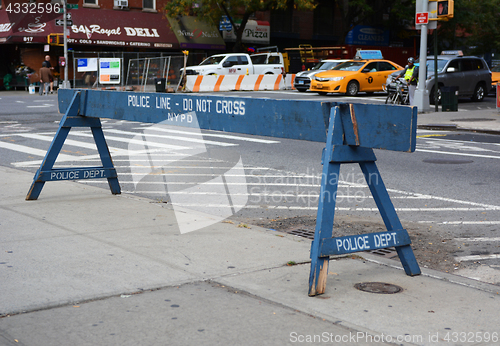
xmin=309 ymin=59 xmax=403 ymax=96
xmin=384 ymin=55 xmax=492 ymax=104
xmin=423 ymin=55 xmax=491 ymax=104
xmin=490 ymin=64 xmax=500 ymax=93
xmin=293 ymin=59 xmax=350 ymax=92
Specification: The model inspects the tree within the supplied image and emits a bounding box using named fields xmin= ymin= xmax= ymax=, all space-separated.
xmin=437 ymin=0 xmax=500 ymax=57
xmin=164 ymin=0 xmax=316 ymax=52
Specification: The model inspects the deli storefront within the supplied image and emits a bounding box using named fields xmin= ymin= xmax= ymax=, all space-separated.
xmin=0 ymin=8 xmax=225 ymax=89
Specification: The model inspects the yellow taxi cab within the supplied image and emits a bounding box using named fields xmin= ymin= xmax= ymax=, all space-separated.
xmin=310 ymin=58 xmax=403 ymax=96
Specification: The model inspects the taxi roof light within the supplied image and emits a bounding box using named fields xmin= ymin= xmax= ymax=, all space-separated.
xmin=354 ymin=50 xmax=384 ymax=60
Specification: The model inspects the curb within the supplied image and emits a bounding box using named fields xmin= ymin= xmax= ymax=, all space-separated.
xmin=418 ymin=124 xmax=500 ymax=136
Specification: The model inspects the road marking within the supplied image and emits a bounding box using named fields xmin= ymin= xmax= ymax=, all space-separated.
xmin=136 ymin=126 xmax=280 ymax=144
xmin=104 ymin=129 xmax=237 ymax=147
xmin=442 ymin=221 xmax=500 ymax=225
xmin=0 ymin=140 xmax=75 ymax=160
xmin=455 ymin=237 xmax=500 ymax=242
xmin=455 ymin=254 xmax=500 ymax=262
xmin=426 ymin=137 xmax=500 ymax=147
xmin=27 ymin=105 xmax=54 ymax=108
xmin=68 ymin=132 xmax=189 ymax=150
xmin=416 ymin=134 xmax=448 ymax=138
xmin=18 ymin=133 xmax=130 ymax=154
xmin=416 ymin=149 xmax=500 ymax=159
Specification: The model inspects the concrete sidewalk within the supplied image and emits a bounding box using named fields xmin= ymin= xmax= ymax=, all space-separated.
xmin=417 ymin=105 xmax=500 ymax=133
xmin=2 ymin=165 xmax=500 ymax=346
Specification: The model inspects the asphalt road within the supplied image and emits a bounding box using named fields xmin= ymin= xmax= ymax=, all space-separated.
xmin=1 ymin=90 xmax=499 ymax=285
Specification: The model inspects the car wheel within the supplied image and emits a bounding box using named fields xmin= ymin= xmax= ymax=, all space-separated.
xmin=472 ymin=83 xmax=485 ymax=102
xmin=429 ymin=86 xmax=441 ymax=105
xmin=296 ymin=88 xmax=307 ymax=92
xmin=317 ymin=92 xmax=328 ymax=96
xmin=346 ymin=81 xmax=359 ymax=96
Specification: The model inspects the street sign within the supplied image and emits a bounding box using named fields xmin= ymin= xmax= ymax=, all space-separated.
xmin=416 ymin=12 xmax=428 ymax=25
xmin=55 ymin=19 xmax=73 ymax=26
xmin=415 ymin=0 xmax=437 ymax=30
xmin=219 ymin=15 xmax=232 ymax=31
xmin=58 ymin=4 xmax=78 ymax=13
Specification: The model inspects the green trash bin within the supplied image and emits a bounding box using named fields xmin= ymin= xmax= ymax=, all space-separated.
xmin=441 ymin=86 xmax=459 ymax=112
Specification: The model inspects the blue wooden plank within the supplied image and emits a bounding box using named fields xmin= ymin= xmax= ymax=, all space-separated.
xmin=319 ymin=229 xmax=411 ymax=256
xmin=329 ymin=146 xmax=377 ymax=163
xmin=58 ymin=89 xmax=417 ymax=152
xmin=58 ymin=89 xmax=332 ymax=143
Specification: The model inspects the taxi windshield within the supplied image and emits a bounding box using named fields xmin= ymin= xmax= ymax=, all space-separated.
xmin=313 ymin=61 xmax=341 ymax=70
xmin=333 ymin=61 xmax=365 ymax=71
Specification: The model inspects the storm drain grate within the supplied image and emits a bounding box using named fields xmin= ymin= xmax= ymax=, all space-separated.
xmin=367 ymin=247 xmax=399 ymax=259
xmin=285 ymin=228 xmax=315 ymax=240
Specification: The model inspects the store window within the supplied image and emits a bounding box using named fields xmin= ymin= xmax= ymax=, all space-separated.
xmin=84 ymin=0 xmax=98 ymax=5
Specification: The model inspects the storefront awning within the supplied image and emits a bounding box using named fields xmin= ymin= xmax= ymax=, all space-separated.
xmin=222 ymin=20 xmax=270 ymax=45
xmin=167 ymin=16 xmax=225 ymax=50
xmin=0 ymin=8 xmax=180 ymax=49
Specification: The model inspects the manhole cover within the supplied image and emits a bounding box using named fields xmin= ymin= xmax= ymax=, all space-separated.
xmin=451 ymin=118 xmax=496 ymax=122
xmin=423 ymin=159 xmax=473 ymax=164
xmin=354 ymin=282 xmax=403 ymax=294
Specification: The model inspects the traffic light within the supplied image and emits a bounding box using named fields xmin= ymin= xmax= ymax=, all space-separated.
xmin=437 ymin=0 xmax=454 ymax=20
xmin=47 ymin=33 xmax=63 ymax=46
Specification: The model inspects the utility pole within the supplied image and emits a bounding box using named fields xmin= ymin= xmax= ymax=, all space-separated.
xmin=62 ymin=0 xmax=70 ymax=89
xmin=414 ymin=0 xmax=431 ymax=113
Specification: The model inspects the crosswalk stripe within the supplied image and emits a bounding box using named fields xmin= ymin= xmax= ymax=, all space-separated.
xmin=136 ymin=125 xmax=280 ymax=144
xmin=0 ymin=140 xmax=75 ymax=160
xmin=18 ymin=133 xmax=129 ymax=154
xmin=104 ymin=129 xmax=237 ymax=147
xmin=68 ymin=131 xmax=189 ymax=150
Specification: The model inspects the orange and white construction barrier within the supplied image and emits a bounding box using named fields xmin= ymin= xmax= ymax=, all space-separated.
xmin=185 ymin=74 xmax=295 ymax=92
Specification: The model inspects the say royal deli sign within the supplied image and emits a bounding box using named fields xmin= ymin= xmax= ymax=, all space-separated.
xmin=63 ymin=9 xmax=179 ymax=48
xmin=0 ymin=9 xmax=177 ymax=47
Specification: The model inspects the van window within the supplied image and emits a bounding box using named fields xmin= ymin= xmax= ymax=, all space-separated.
xmin=462 ymin=59 xmax=484 ymax=71
xmin=447 ymin=60 xmax=460 ymax=71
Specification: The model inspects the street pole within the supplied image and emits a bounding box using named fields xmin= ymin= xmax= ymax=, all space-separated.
xmin=414 ymin=1 xmax=430 ymax=113
xmin=62 ymin=0 xmax=70 ymax=89
xmin=434 ymin=28 xmax=439 ymax=111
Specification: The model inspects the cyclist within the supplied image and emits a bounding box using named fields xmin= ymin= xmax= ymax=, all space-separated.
xmin=398 ymin=57 xmax=419 ymax=106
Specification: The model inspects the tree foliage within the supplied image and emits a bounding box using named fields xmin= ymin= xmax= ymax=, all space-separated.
xmin=437 ymin=0 xmax=500 ymax=56
xmin=164 ymin=0 xmax=316 ymax=52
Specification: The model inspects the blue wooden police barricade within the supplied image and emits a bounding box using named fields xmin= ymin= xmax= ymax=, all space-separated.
xmin=27 ymin=89 xmax=421 ymax=296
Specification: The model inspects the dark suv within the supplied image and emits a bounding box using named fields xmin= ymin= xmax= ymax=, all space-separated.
xmin=423 ymin=55 xmax=492 ymax=104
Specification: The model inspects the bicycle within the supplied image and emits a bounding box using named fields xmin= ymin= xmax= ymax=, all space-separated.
xmin=384 ymin=76 xmax=409 ymax=105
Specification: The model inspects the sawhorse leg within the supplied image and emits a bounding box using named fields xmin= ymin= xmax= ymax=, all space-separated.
xmin=359 ymin=161 xmax=421 ymax=276
xmin=308 ymin=162 xmax=341 ymax=296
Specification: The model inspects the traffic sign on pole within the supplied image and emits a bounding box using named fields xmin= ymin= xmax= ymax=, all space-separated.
xmin=416 ymin=12 xmax=429 ymax=25
xmin=55 ymin=19 xmax=73 ymax=26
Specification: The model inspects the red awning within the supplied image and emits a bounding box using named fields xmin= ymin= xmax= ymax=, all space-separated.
xmin=0 ymin=8 xmax=179 ymax=49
